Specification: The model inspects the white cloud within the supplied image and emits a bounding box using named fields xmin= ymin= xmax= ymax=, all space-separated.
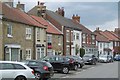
xmin=88 ymin=19 xmax=118 ymax=31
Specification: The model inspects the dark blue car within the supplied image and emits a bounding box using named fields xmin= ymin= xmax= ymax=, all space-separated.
xmin=114 ymin=55 xmax=120 ymax=61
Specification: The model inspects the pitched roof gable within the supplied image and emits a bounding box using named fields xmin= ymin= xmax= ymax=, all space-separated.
xmin=100 ymin=30 xmax=119 ymax=41
xmin=1 ymin=3 xmax=45 ymax=28
xmin=30 ymin=15 xmax=63 ymax=35
xmin=94 ymin=31 xmax=109 ymax=42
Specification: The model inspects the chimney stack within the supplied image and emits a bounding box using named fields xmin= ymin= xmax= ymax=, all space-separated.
xmin=56 ymin=7 xmax=65 ymax=17
xmin=37 ymin=1 xmax=46 ymax=17
xmin=72 ymin=14 xmax=80 ymax=23
xmin=16 ymin=1 xmax=25 ymax=11
xmin=96 ymin=27 xmax=99 ymax=31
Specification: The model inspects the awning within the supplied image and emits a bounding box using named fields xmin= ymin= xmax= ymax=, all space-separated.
xmin=5 ymin=44 xmax=21 ymax=48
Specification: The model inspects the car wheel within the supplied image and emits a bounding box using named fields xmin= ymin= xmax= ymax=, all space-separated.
xmin=62 ymin=67 xmax=69 ymax=74
xmin=78 ymin=64 xmax=81 ymax=68
xmin=80 ymin=64 xmax=83 ymax=68
xmin=34 ymin=72 xmax=41 ymax=79
xmin=74 ymin=65 xmax=78 ymax=71
xmin=15 ymin=76 xmax=26 ymax=80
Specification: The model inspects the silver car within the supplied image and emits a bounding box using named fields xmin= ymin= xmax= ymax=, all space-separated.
xmin=99 ymin=55 xmax=113 ymax=63
xmin=0 ymin=61 xmax=35 ymax=80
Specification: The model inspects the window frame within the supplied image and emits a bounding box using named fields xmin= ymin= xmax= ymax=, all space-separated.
xmin=7 ymin=24 xmax=13 ymax=37
xmin=26 ymin=28 xmax=32 ymax=40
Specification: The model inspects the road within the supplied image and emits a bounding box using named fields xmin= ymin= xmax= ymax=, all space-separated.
xmin=50 ymin=61 xmax=119 ymax=80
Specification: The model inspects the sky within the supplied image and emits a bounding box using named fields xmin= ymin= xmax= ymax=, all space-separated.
xmin=13 ymin=0 xmax=119 ymax=31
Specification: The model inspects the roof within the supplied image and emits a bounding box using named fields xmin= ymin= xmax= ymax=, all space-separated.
xmin=100 ymin=30 xmax=120 ymax=41
xmin=30 ymin=15 xmax=63 ymax=35
xmin=46 ymin=10 xmax=82 ymax=31
xmin=94 ymin=31 xmax=109 ymax=42
xmin=1 ymin=3 xmax=45 ymax=28
xmin=28 ymin=5 xmax=93 ymax=34
xmin=46 ymin=10 xmax=93 ymax=34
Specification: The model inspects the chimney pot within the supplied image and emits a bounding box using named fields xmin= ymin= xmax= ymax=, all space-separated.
xmin=38 ymin=1 xmax=40 ymax=5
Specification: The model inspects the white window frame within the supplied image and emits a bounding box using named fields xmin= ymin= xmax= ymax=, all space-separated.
xmin=26 ymin=28 xmax=32 ymax=40
xmin=82 ymin=34 xmax=86 ymax=43
xmin=76 ymin=33 xmax=79 ymax=40
xmin=66 ymin=30 xmax=70 ymax=42
xmin=26 ymin=49 xmax=31 ymax=60
xmin=7 ymin=24 xmax=13 ymax=37
xmin=47 ymin=35 xmax=52 ymax=43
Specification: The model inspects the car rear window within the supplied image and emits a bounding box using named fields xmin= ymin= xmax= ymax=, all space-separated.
xmin=41 ymin=62 xmax=52 ymax=67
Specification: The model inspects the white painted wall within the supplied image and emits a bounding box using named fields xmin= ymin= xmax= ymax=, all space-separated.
xmin=97 ymin=41 xmax=113 ymax=56
xmin=71 ymin=30 xmax=82 ymax=56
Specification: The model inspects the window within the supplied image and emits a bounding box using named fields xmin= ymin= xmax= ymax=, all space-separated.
xmin=29 ymin=61 xmax=39 ymax=66
xmin=58 ymin=36 xmax=61 ymax=46
xmin=14 ymin=64 xmax=26 ymax=69
xmin=76 ymin=33 xmax=79 ymax=40
xmin=71 ymin=31 xmax=73 ymax=41
xmin=82 ymin=34 xmax=86 ymax=43
xmin=37 ymin=28 xmax=40 ymax=41
xmin=7 ymin=24 xmax=12 ymax=37
xmin=1 ymin=63 xmax=14 ymax=69
xmin=41 ymin=48 xmax=45 ymax=58
xmin=47 ymin=35 xmax=52 ymax=43
xmin=26 ymin=28 xmax=32 ymax=39
xmin=91 ymin=35 xmax=95 ymax=44
xmin=66 ymin=30 xmax=70 ymax=42
xmin=26 ymin=49 xmax=31 ymax=60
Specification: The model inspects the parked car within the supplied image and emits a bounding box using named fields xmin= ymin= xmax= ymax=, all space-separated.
xmin=114 ymin=54 xmax=120 ymax=61
xmin=72 ymin=55 xmax=85 ymax=68
xmin=99 ymin=55 xmax=114 ymax=63
xmin=41 ymin=55 xmax=79 ymax=74
xmin=21 ymin=60 xmax=54 ymax=80
xmin=83 ymin=54 xmax=97 ymax=65
xmin=65 ymin=56 xmax=80 ymax=70
xmin=0 ymin=61 xmax=35 ymax=80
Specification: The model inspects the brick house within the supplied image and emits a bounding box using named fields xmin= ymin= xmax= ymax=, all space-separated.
xmin=94 ymin=28 xmax=111 ymax=56
xmin=71 ymin=15 xmax=97 ymax=56
xmin=30 ymin=15 xmax=63 ymax=58
xmin=94 ymin=28 xmax=120 ymax=56
xmin=0 ymin=2 xmax=47 ymax=61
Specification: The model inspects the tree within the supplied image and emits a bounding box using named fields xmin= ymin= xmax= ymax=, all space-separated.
xmin=80 ymin=48 xmax=85 ymax=57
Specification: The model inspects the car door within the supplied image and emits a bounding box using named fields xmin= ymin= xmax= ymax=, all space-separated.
xmin=54 ymin=56 xmax=64 ymax=70
xmin=1 ymin=63 xmax=16 ymax=79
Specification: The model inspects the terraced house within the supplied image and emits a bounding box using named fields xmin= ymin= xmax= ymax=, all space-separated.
xmin=30 ymin=15 xmax=63 ymax=58
xmin=0 ymin=2 xmax=47 ymax=61
xmin=28 ymin=2 xmax=97 ymax=56
xmin=94 ymin=28 xmax=120 ymax=56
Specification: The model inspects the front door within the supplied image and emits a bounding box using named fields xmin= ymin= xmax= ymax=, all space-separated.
xmin=11 ymin=48 xmax=19 ymax=61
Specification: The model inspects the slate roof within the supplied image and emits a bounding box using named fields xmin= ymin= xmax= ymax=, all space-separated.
xmin=30 ymin=15 xmax=63 ymax=35
xmin=28 ymin=5 xmax=93 ymax=34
